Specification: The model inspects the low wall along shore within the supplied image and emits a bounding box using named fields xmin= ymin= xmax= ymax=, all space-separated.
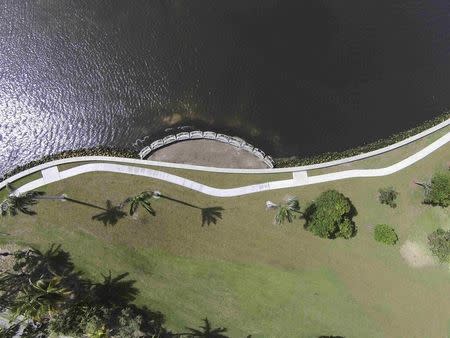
xmin=0 ymin=113 xmax=448 ymax=184
xmin=138 ymin=131 xmax=275 ymax=168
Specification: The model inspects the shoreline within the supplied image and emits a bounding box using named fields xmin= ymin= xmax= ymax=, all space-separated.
xmin=1 ymin=112 xmax=448 ymax=182
xmin=8 ymin=131 xmax=450 ymax=197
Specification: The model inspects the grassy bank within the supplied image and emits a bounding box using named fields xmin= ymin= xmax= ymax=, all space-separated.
xmin=0 ymin=140 xmax=448 ymax=337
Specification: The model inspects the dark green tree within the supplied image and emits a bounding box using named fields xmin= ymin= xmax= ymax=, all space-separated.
xmin=378 ymin=187 xmax=398 ymax=208
xmin=419 ymin=171 xmax=450 ymax=207
xmin=11 ymin=276 xmax=72 ymax=322
xmin=374 ymin=224 xmax=398 ymax=245
xmin=428 ymin=228 xmax=450 ymax=263
xmin=304 ymin=190 xmax=357 ymax=239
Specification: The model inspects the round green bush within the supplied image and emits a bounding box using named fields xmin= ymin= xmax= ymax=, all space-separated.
xmin=304 ymin=189 xmax=357 ymax=239
xmin=374 ymin=224 xmax=398 ymax=245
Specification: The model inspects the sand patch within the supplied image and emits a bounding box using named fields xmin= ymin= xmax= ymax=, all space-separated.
xmin=0 ymin=243 xmax=23 ymax=272
xmin=400 ymin=240 xmax=437 ymax=268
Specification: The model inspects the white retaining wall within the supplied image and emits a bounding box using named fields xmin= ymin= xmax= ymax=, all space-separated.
xmin=138 ymin=131 xmax=275 ymax=168
xmin=0 ymin=118 xmax=448 ymax=191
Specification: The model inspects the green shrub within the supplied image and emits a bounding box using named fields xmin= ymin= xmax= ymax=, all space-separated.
xmin=304 ymin=190 xmax=357 ymax=239
xmin=428 ymin=228 xmax=450 ymax=263
xmin=374 ymin=224 xmax=398 ymax=245
xmin=378 ymin=187 xmax=398 ymax=208
xmin=423 ymin=171 xmax=450 ymax=207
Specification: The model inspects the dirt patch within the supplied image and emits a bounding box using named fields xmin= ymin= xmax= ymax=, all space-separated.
xmin=148 ymin=139 xmax=270 ymax=169
xmin=400 ymin=240 xmax=437 ymax=268
xmin=0 ymin=243 xmax=24 ymax=272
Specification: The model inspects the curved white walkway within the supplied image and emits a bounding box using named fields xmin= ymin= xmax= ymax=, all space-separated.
xmin=0 ymin=119 xmax=448 ymax=189
xmin=12 ymin=131 xmax=449 ymax=198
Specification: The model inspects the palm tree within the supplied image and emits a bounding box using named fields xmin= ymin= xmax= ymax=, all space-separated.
xmin=266 ymin=196 xmax=301 ymax=225
xmin=184 ymin=318 xmax=228 ymax=338
xmin=1 ymin=189 xmax=44 ymax=217
xmin=11 ymin=276 xmax=72 ymax=321
xmin=123 ymin=191 xmax=156 ymax=217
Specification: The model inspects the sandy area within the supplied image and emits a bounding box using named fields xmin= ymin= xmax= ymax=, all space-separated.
xmin=147 ymin=139 xmax=270 ymax=169
xmin=400 ymin=240 xmax=437 ymax=268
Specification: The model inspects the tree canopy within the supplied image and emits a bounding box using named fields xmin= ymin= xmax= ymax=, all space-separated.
xmin=428 ymin=228 xmax=450 ymax=263
xmin=423 ymin=171 xmax=450 ymax=207
xmin=304 ymin=190 xmax=357 ymax=239
xmin=374 ymin=224 xmax=398 ymax=245
xmin=378 ymin=186 xmax=398 ymax=208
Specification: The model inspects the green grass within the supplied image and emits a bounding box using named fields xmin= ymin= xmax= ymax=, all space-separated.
xmin=0 ymin=140 xmax=449 ymax=337
xmin=0 ymin=171 xmax=42 ymax=201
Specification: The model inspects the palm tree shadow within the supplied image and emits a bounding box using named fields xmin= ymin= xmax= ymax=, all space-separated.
xmin=184 ymin=317 xmax=229 ymax=338
xmin=201 ymin=207 xmax=224 ymax=227
xmin=91 ymin=271 xmax=139 ymax=307
xmin=158 ymin=194 xmax=224 ymax=226
xmin=92 ymin=200 xmax=127 ymax=226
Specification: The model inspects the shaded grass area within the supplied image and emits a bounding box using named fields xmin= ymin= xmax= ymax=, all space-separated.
xmin=0 ymin=171 xmax=42 ymax=201
xmin=0 ymin=144 xmax=449 ymax=337
xmin=308 ymin=125 xmax=449 ymax=175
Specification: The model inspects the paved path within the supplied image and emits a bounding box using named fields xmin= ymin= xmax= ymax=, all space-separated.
xmin=13 ymin=132 xmax=449 ymax=198
xmin=1 ymin=119 xmax=448 ymax=189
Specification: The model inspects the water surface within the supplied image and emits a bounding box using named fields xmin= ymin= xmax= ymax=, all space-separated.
xmin=0 ymin=0 xmax=449 ymax=174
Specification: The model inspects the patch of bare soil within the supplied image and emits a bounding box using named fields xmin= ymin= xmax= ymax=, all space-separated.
xmin=148 ymin=139 xmax=270 ymax=169
xmin=400 ymin=240 xmax=437 ymax=268
xmin=0 ymin=243 xmax=23 ymax=272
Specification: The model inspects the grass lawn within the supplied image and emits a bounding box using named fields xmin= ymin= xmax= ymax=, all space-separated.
xmin=0 ymin=142 xmax=449 ymax=337
xmin=0 ymin=171 xmax=42 ymax=201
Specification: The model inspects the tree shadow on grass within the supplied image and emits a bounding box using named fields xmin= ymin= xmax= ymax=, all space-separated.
xmin=91 ymin=200 xmax=127 ymax=226
xmin=159 ymin=194 xmax=224 ymax=227
xmin=0 ymin=243 xmax=245 ymax=337
xmin=201 ymin=207 xmax=224 ymax=226
xmin=91 ymin=271 xmax=139 ymax=307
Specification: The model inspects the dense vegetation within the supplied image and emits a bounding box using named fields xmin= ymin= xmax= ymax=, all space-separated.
xmin=374 ymin=224 xmax=398 ymax=245
xmin=0 ymin=245 xmax=230 ymax=338
xmin=421 ymin=171 xmax=450 ymax=207
xmin=428 ymin=228 xmax=450 ymax=263
xmin=304 ymin=190 xmax=357 ymax=239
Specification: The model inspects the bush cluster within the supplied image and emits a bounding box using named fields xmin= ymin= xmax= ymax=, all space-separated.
xmin=274 ymin=112 xmax=449 ymax=168
xmin=304 ymin=190 xmax=357 ymax=239
xmin=0 ymin=147 xmax=138 ymax=183
xmin=428 ymin=228 xmax=450 ymax=263
xmin=374 ymin=224 xmax=398 ymax=245
xmin=378 ymin=187 xmax=398 ymax=208
xmin=423 ymin=171 xmax=450 ymax=207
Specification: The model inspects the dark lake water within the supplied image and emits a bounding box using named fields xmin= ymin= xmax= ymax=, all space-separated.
xmin=1 ymin=0 xmax=449 ymax=174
